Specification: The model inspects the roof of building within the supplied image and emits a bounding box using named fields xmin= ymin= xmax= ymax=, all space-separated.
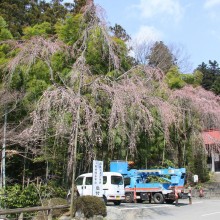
xmin=202 ymin=130 xmax=220 ymax=146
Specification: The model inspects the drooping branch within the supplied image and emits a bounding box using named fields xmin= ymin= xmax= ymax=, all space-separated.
xmin=171 ymin=85 xmax=220 ymax=129
xmin=70 ymin=4 xmax=121 ymax=71
xmin=6 ymin=37 xmax=69 ymax=84
xmin=92 ymin=65 xmax=177 ymax=154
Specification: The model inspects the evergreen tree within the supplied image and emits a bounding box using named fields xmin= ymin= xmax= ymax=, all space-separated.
xmin=148 ymin=41 xmax=174 ymax=74
xmin=0 ymin=0 xmax=71 ymax=37
xmin=110 ymin=24 xmax=131 ymax=42
xmin=197 ymin=60 xmax=220 ymax=95
xmin=73 ymin=0 xmax=89 ymax=14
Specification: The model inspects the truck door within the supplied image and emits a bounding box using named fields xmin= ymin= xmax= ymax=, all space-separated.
xmin=75 ymin=176 xmax=93 ymax=196
xmin=84 ymin=176 xmax=93 ymax=196
xmin=75 ymin=176 xmax=84 ymax=196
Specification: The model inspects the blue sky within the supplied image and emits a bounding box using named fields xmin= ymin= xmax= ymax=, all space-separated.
xmin=93 ymin=0 xmax=220 ymax=72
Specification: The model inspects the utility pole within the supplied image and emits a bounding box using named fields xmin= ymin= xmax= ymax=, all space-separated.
xmin=70 ymin=73 xmax=82 ymax=218
xmin=0 ymin=108 xmax=7 ymax=189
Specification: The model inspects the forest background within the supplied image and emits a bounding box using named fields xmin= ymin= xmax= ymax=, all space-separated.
xmin=0 ymin=0 xmax=220 ymax=209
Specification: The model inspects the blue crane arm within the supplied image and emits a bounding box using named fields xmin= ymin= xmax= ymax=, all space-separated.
xmin=110 ymin=161 xmax=186 ymax=186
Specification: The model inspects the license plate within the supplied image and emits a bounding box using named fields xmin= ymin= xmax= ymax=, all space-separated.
xmin=116 ymin=196 xmax=120 ymax=200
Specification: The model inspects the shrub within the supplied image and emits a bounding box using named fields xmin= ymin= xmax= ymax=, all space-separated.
xmin=41 ymin=198 xmax=68 ymax=218
xmin=0 ymin=184 xmax=39 ymax=208
xmin=0 ymin=182 xmax=67 ymax=209
xmin=75 ymin=196 xmax=107 ymax=218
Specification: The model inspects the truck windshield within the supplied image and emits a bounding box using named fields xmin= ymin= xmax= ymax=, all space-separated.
xmin=75 ymin=177 xmax=83 ymax=185
xmin=111 ymin=176 xmax=123 ymax=185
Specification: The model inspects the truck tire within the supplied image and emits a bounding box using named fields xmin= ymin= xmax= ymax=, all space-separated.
xmin=153 ymin=193 xmax=164 ymax=204
xmin=125 ymin=192 xmax=134 ymax=203
xmin=102 ymin=196 xmax=107 ymax=205
xmin=114 ymin=201 xmax=121 ymax=205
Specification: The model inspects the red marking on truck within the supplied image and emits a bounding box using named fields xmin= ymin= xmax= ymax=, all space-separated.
xmin=125 ymin=188 xmax=161 ymax=192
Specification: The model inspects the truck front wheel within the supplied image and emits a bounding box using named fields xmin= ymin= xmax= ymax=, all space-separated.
xmin=153 ymin=193 xmax=164 ymax=204
xmin=125 ymin=192 xmax=133 ymax=203
xmin=102 ymin=196 xmax=107 ymax=205
xmin=114 ymin=201 xmax=121 ymax=205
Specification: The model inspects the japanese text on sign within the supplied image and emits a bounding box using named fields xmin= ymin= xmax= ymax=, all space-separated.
xmin=92 ymin=160 xmax=103 ymax=196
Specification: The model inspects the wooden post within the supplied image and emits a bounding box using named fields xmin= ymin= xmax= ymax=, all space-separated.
xmin=70 ymin=72 xmax=83 ymax=218
xmin=18 ymin=212 xmax=23 ymax=220
xmin=48 ymin=209 xmax=52 ymax=220
xmin=0 ymin=205 xmax=69 ymax=215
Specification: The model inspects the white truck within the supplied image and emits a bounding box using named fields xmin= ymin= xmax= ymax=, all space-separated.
xmin=69 ymin=172 xmax=125 ymax=205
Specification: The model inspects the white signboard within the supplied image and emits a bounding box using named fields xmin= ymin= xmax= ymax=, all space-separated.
xmin=92 ymin=160 xmax=103 ymax=196
xmin=193 ymin=174 xmax=198 ymax=183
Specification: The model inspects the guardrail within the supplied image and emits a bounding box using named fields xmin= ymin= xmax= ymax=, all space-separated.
xmin=0 ymin=204 xmax=69 ymax=220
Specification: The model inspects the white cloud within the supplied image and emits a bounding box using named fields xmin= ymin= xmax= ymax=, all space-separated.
xmin=132 ymin=25 xmax=162 ymax=43
xmin=204 ymin=0 xmax=220 ymax=8
xmin=133 ymin=0 xmax=184 ymax=22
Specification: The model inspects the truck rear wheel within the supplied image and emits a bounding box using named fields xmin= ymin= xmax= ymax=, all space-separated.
xmin=153 ymin=193 xmax=164 ymax=204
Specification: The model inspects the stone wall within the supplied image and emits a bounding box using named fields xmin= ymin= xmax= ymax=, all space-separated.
xmin=192 ymin=182 xmax=220 ymax=199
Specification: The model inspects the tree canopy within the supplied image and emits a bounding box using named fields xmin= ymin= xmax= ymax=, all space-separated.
xmin=197 ymin=60 xmax=220 ymax=95
xmin=0 ymin=1 xmax=220 ymax=210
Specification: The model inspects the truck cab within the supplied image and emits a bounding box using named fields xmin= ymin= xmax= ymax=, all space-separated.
xmin=75 ymin=172 xmax=125 ymax=205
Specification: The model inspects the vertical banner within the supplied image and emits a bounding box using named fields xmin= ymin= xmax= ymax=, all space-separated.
xmin=92 ymin=160 xmax=103 ymax=196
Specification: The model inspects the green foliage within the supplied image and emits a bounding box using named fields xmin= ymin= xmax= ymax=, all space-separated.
xmin=86 ymin=27 xmax=109 ymax=74
xmin=41 ymin=198 xmax=68 ymax=218
xmin=110 ymin=24 xmax=131 ymax=42
xmin=51 ymin=51 xmax=72 ymax=80
xmin=197 ymin=60 xmax=220 ymax=95
xmin=165 ymin=66 xmax=186 ymax=89
xmin=193 ymin=146 xmax=210 ymax=182
xmin=23 ymin=22 xmax=52 ymax=39
xmin=0 ymin=17 xmax=13 ymax=40
xmin=181 ymin=70 xmax=203 ymax=86
xmin=161 ymin=159 xmax=176 ymax=168
xmin=113 ymin=37 xmax=131 ymax=71
xmin=0 ymin=16 xmax=7 ymax=29
xmin=0 ymin=0 xmax=215 ymax=193
xmin=0 ymin=0 xmax=71 ymax=37
xmin=0 ymin=184 xmax=39 ymax=209
xmin=9 ymin=60 xmax=50 ymax=99
xmin=73 ymin=0 xmax=87 ymax=15
xmin=26 ymin=78 xmax=48 ymax=100
xmin=55 ymin=13 xmax=84 ymax=45
xmin=181 ymin=74 xmax=194 ymax=85
xmin=0 ymin=182 xmax=67 ymax=209
xmin=193 ymin=70 xmax=203 ymax=86
xmin=0 ymin=44 xmax=12 ymax=73
xmin=75 ymin=195 xmax=107 ymax=218
xmin=147 ymin=176 xmax=170 ymax=183
xmin=211 ymin=76 xmax=220 ymax=95
xmin=148 ymin=41 xmax=174 ymax=73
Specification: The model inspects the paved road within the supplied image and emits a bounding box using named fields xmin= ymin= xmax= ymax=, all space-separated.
xmin=107 ymin=199 xmax=220 ymax=220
